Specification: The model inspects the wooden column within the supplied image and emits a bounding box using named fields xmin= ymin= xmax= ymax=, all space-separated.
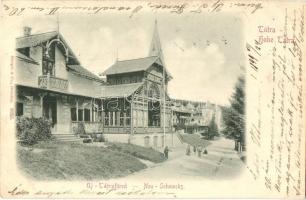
xmin=82 ymin=104 xmax=85 ymax=122
xmin=76 ymin=99 xmax=79 ymax=121
xmin=90 ymin=99 xmax=93 ymax=122
xmin=40 ymin=96 xmax=44 ymax=117
xmin=93 ymin=99 xmax=96 ymax=122
xmin=112 ymin=111 xmax=115 ymax=126
xmin=130 ymin=96 xmax=133 ymax=135
xmin=39 ymin=93 xmax=47 ymax=118
xmin=123 ymin=112 xmax=126 ymax=127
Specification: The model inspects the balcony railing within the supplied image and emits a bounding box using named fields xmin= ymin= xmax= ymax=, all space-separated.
xmin=38 ymin=75 xmax=68 ymax=92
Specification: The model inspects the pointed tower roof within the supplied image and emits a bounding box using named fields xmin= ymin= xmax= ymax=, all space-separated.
xmin=148 ymin=20 xmax=165 ymax=66
xmin=103 ymin=21 xmax=172 ymax=79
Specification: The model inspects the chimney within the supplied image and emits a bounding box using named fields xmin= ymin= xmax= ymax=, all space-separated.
xmin=23 ymin=26 xmax=32 ymax=36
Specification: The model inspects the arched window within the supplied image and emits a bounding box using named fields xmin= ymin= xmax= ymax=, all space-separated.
xmin=148 ymin=83 xmax=160 ymax=99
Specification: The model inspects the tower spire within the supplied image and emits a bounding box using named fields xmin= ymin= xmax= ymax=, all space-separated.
xmin=56 ymin=14 xmax=60 ymax=39
xmin=148 ymin=20 xmax=165 ymax=65
xmin=148 ymin=20 xmax=167 ymax=146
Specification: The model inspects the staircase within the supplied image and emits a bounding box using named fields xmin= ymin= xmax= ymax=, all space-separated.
xmin=53 ymin=134 xmax=82 ymax=142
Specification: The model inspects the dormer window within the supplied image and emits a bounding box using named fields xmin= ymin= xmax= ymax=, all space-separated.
xmin=19 ymin=47 xmax=30 ymax=57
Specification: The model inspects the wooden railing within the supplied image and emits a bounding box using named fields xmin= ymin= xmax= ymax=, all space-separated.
xmin=38 ymin=75 xmax=68 ymax=92
xmin=71 ymin=122 xmax=103 ymax=134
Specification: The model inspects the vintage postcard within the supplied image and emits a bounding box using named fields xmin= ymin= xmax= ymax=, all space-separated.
xmin=0 ymin=0 xmax=305 ymax=198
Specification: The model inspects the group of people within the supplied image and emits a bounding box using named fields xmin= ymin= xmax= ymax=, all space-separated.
xmin=186 ymin=144 xmax=208 ymax=157
xmin=163 ymin=144 xmax=208 ymax=160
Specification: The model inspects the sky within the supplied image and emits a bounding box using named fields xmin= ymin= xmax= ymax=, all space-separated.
xmin=18 ymin=12 xmax=245 ymax=106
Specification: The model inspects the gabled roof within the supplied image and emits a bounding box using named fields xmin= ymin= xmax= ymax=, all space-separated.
xmin=16 ymin=31 xmax=104 ymax=84
xmin=67 ymin=65 xmax=103 ymax=83
xmin=100 ymin=82 xmax=143 ymax=98
xmin=16 ymin=31 xmax=80 ymax=65
xmin=15 ymin=51 xmax=39 ymax=65
xmin=103 ymin=56 xmax=172 ymax=79
xmin=103 ymin=56 xmax=159 ymax=75
xmin=16 ymin=31 xmax=58 ymax=49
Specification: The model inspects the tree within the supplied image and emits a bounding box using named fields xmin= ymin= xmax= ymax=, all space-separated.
xmin=222 ymin=76 xmax=245 ymax=151
xmin=208 ymin=114 xmax=219 ymax=139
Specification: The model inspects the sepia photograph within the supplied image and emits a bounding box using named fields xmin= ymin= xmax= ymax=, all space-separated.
xmin=15 ymin=13 xmax=246 ymax=181
xmin=1 ymin=0 xmax=304 ymax=198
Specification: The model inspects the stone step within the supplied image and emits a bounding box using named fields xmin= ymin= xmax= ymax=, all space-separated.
xmin=53 ymin=134 xmax=82 ymax=142
xmin=57 ymin=139 xmax=82 ymax=142
xmin=54 ymin=135 xmax=79 ymax=138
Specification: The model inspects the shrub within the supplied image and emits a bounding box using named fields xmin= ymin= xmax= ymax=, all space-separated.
xmin=16 ymin=117 xmax=52 ymax=145
xmin=75 ymin=122 xmax=86 ymax=135
xmin=91 ymin=133 xmax=106 ymax=142
xmin=83 ymin=138 xmax=92 ymax=143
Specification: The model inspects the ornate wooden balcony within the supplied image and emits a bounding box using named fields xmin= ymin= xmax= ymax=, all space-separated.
xmin=38 ymin=75 xmax=68 ymax=92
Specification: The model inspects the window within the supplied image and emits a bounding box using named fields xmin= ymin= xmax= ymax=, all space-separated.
xmin=78 ymin=109 xmax=83 ymax=121
xmin=126 ymin=112 xmax=130 ymax=126
xmin=71 ymin=108 xmax=77 ymax=121
xmin=104 ymin=112 xmax=109 ymax=126
xmin=119 ymin=112 xmax=124 ymax=126
xmin=116 ymin=79 xmax=122 ymax=85
xmin=109 ymin=112 xmax=113 ymax=126
xmin=137 ymin=76 xmax=142 ymax=82
xmin=114 ymin=112 xmax=118 ymax=126
xmin=16 ymin=102 xmax=23 ymax=116
xmin=84 ymin=109 xmax=90 ymax=122
xmin=138 ymin=111 xmax=142 ymax=127
xmin=19 ymin=47 xmax=30 ymax=57
xmin=98 ymin=111 xmax=102 ymax=122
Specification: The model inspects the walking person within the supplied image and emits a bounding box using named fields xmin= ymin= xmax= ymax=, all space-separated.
xmin=186 ymin=144 xmax=191 ymax=156
xmin=164 ymin=146 xmax=169 ymax=159
xmin=193 ymin=145 xmax=196 ymax=155
xmin=197 ymin=146 xmax=202 ymax=158
xmin=203 ymin=149 xmax=208 ymax=155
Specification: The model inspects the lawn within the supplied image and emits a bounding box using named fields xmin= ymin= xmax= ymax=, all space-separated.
xmin=17 ymin=141 xmax=147 ymax=180
xmin=106 ymin=142 xmax=166 ymax=163
xmin=179 ymin=134 xmax=211 ymax=147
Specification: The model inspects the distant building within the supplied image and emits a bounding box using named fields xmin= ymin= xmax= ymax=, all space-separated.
xmin=171 ymin=99 xmax=222 ymax=135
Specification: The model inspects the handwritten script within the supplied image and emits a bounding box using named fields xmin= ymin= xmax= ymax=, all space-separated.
xmin=7 ymin=183 xmax=181 ymax=198
xmin=247 ymin=6 xmax=304 ymax=197
xmin=2 ymin=1 xmax=263 ymax=17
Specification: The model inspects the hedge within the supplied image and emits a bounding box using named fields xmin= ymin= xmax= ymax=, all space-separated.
xmin=16 ymin=117 xmax=52 ymax=145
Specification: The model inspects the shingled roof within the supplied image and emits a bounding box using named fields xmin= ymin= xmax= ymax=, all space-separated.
xmin=103 ymin=56 xmax=159 ymax=75
xmin=100 ymin=82 xmax=143 ymax=98
xmin=15 ymin=31 xmax=105 ymax=83
xmin=16 ymin=31 xmax=80 ymax=65
xmin=16 ymin=31 xmax=58 ymax=49
xmin=67 ymin=65 xmax=103 ymax=82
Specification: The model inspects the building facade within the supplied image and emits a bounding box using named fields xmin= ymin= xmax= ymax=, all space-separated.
xmin=15 ymin=24 xmax=220 ymax=147
xmin=16 ymin=29 xmax=105 ymax=135
xmin=15 ymin=23 xmax=176 ymax=147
